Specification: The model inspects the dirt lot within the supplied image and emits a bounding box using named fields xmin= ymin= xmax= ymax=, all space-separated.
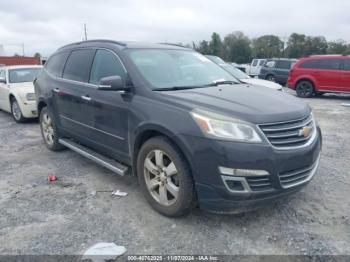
xmin=0 ymin=89 xmax=349 ymax=256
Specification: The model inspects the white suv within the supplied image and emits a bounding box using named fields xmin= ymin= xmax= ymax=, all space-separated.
xmin=0 ymin=65 xmax=42 ymax=122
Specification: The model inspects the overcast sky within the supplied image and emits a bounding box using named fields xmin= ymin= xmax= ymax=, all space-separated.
xmin=1 ymin=0 xmax=349 ymax=57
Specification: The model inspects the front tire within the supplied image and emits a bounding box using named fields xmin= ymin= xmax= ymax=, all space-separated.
xmin=296 ymin=80 xmax=314 ymax=98
xmin=39 ymin=107 xmax=65 ymax=151
xmin=11 ymin=98 xmax=26 ymax=123
xmin=137 ymin=136 xmax=195 ymax=217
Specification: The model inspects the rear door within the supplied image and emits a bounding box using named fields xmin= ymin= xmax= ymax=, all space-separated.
xmin=340 ymin=59 xmax=350 ymax=92
xmin=55 ymin=48 xmax=96 ymax=137
xmin=250 ymin=59 xmax=258 ymax=76
xmin=313 ymin=59 xmax=342 ymax=91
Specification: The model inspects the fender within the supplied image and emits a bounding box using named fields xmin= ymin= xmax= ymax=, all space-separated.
xmin=295 ymin=75 xmax=318 ymax=91
xmin=131 ymin=122 xmax=194 ymax=177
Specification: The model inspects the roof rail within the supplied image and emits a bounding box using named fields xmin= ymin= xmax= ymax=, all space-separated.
xmin=58 ymin=39 xmax=127 ymax=51
xmin=158 ymin=43 xmax=190 ymax=48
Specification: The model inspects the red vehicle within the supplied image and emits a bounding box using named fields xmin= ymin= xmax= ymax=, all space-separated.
xmin=287 ymin=55 xmax=350 ymax=97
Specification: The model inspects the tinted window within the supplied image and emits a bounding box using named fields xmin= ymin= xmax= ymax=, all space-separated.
xmin=45 ymin=51 xmax=69 ymax=77
xmin=276 ymin=60 xmax=291 ymax=69
xmin=252 ymin=60 xmax=258 ymax=66
xmin=258 ymin=60 xmax=266 ymax=66
xmin=343 ymin=59 xmax=350 ymax=71
xmin=63 ymin=49 xmax=95 ymax=82
xmin=301 ymin=59 xmax=341 ymax=70
xmin=89 ymin=49 xmax=126 ymax=85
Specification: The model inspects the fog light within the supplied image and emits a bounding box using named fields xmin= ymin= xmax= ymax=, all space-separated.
xmin=219 ymin=166 xmax=269 ymax=177
xmin=221 ymin=175 xmax=251 ymax=193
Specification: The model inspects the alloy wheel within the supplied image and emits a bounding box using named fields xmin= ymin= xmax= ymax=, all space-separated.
xmin=12 ymin=100 xmax=22 ymax=121
xmin=41 ymin=112 xmax=55 ymax=146
xmin=297 ymin=82 xmax=313 ymax=97
xmin=144 ymin=149 xmax=179 ymax=206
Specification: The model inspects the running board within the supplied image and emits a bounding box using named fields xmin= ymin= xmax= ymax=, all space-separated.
xmin=58 ymin=138 xmax=129 ymax=176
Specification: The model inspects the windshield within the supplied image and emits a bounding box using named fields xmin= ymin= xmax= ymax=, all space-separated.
xmin=205 ymin=55 xmax=226 ymax=65
xmin=9 ymin=68 xmax=42 ymax=83
xmin=128 ymin=49 xmax=239 ymax=89
xmin=222 ymin=65 xmax=250 ymax=79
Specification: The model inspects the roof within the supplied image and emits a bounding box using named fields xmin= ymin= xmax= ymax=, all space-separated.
xmin=58 ymin=39 xmax=191 ymax=51
xmin=0 ymin=56 xmax=41 ymax=66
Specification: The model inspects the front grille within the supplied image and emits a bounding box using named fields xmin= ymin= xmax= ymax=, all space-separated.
xmin=278 ymin=157 xmax=319 ymax=188
xmin=246 ymin=176 xmax=273 ymax=192
xmin=259 ymin=114 xmax=315 ymax=148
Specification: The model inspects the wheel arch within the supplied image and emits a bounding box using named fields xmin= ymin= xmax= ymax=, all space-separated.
xmin=37 ymin=99 xmax=48 ymax=116
xmin=295 ymin=77 xmax=317 ymax=91
xmin=132 ymin=124 xmax=193 ymax=178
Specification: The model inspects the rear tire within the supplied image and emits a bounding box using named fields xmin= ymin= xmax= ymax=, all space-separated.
xmin=137 ymin=136 xmax=195 ymax=217
xmin=266 ymin=74 xmax=276 ymax=82
xmin=296 ymin=80 xmax=314 ymax=98
xmin=39 ymin=107 xmax=65 ymax=151
xmin=11 ymin=98 xmax=26 ymax=123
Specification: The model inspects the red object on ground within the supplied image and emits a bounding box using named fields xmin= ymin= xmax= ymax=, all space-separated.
xmin=48 ymin=175 xmax=57 ymax=182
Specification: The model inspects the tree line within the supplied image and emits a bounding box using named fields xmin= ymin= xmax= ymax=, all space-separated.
xmin=190 ymin=32 xmax=350 ymax=64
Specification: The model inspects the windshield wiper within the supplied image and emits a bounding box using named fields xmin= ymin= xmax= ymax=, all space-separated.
xmin=153 ymin=85 xmax=208 ymax=91
xmin=207 ymin=80 xmax=238 ymax=86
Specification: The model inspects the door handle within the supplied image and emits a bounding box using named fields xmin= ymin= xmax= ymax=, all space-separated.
xmin=81 ymin=95 xmax=92 ymax=101
xmin=53 ymin=88 xmax=60 ymax=93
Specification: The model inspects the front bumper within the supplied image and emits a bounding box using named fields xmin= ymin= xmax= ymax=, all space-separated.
xmin=180 ymin=127 xmax=322 ymax=213
xmin=18 ymin=99 xmax=38 ymax=118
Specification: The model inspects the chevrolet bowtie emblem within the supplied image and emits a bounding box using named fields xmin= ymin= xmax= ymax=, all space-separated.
xmin=299 ymin=126 xmax=312 ymax=137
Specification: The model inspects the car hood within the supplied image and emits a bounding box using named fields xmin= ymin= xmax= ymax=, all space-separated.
xmin=9 ymin=82 xmax=35 ymax=94
xmin=240 ymin=78 xmax=282 ymax=90
xmin=161 ymin=84 xmax=310 ymax=124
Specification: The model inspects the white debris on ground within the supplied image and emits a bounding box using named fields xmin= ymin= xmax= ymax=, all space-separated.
xmin=111 ymin=190 xmax=128 ymax=197
xmin=82 ymin=242 xmax=127 ymax=262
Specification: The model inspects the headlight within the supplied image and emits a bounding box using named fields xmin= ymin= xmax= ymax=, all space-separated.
xmin=26 ymin=93 xmax=36 ymax=101
xmin=190 ymin=109 xmax=263 ymax=142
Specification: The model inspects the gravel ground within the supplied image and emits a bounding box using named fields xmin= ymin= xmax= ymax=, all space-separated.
xmin=0 ymin=89 xmax=349 ymax=256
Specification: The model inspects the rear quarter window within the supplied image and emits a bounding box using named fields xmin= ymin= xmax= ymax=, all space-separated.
xmin=343 ymin=59 xmax=350 ymax=71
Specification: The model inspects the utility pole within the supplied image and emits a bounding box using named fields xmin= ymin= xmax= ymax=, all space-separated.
xmin=84 ymin=23 xmax=88 ymax=41
xmin=22 ymin=43 xmax=25 ymax=56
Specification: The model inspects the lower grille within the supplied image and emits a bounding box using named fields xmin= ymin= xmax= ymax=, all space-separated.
xmin=278 ymin=155 xmax=320 ymax=188
xmin=246 ymin=176 xmax=273 ymax=192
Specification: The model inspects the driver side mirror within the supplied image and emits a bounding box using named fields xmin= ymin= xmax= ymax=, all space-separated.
xmin=98 ymin=76 xmax=129 ymax=92
xmin=0 ymin=77 xmax=6 ymax=84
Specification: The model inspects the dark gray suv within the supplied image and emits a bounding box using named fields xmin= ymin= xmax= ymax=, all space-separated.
xmin=34 ymin=40 xmax=322 ymax=217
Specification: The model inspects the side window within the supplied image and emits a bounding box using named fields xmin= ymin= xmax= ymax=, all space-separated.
xmin=266 ymin=61 xmax=275 ymax=68
xmin=252 ymin=60 xmax=258 ymax=66
xmin=258 ymin=60 xmax=266 ymax=66
xmin=300 ymin=60 xmax=319 ymax=69
xmin=318 ymin=59 xmax=341 ymax=70
xmin=89 ymin=49 xmax=126 ymax=85
xmin=45 ymin=51 xmax=69 ymax=77
xmin=344 ymin=59 xmax=350 ymax=71
xmin=276 ymin=60 xmax=291 ymax=69
xmin=0 ymin=69 xmax=6 ymax=80
xmin=63 ymin=49 xmax=95 ymax=82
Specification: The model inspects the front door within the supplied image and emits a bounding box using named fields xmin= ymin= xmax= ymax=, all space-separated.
xmin=79 ymin=49 xmax=130 ymax=162
xmin=314 ymin=59 xmax=341 ymax=91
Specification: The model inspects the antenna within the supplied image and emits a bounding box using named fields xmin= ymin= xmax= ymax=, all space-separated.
xmin=84 ymin=23 xmax=88 ymax=41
